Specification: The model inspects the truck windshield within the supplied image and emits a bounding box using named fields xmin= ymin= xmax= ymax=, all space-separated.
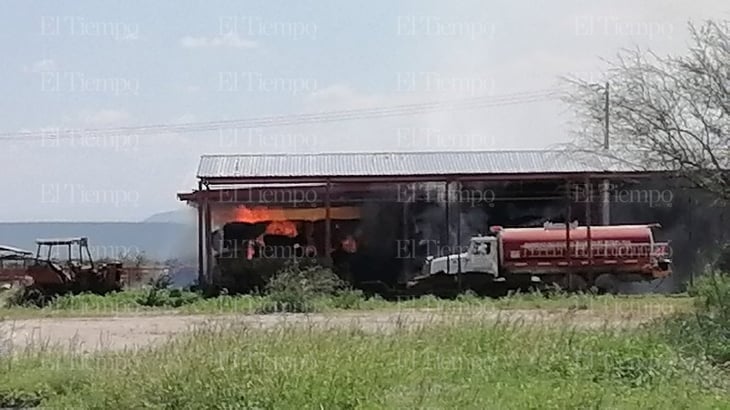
xmin=471 ymin=242 xmax=491 ymax=255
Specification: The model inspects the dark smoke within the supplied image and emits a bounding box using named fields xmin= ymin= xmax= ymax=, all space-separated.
xmin=610 ymin=177 xmax=730 ymax=292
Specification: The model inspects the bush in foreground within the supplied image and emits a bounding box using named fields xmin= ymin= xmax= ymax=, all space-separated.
xmin=655 ymin=272 xmax=730 ymax=366
xmin=257 ymin=262 xmax=347 ymax=313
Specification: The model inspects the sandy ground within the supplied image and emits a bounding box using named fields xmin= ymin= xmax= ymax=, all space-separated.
xmin=0 ymin=307 xmax=665 ymax=354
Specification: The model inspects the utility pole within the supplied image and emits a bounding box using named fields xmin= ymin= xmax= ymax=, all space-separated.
xmin=601 ymin=82 xmax=611 ymax=225
xmin=603 ymin=81 xmax=610 ymax=150
xmin=688 ymin=195 xmax=694 ymax=288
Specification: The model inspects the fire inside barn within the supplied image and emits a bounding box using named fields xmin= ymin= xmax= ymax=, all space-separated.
xmin=178 ymin=150 xmax=675 ymax=295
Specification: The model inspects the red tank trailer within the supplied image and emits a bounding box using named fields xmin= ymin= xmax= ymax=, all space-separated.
xmin=418 ymin=222 xmax=671 ymax=294
xmin=497 ymin=223 xmax=671 ymax=278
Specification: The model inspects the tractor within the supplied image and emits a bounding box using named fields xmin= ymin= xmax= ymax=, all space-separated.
xmin=22 ymin=237 xmax=124 ymax=300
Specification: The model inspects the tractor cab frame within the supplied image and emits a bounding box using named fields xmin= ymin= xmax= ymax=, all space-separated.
xmin=35 ymin=237 xmax=95 ymax=271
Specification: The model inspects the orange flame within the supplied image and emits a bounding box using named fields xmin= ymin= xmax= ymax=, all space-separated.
xmin=265 ymin=221 xmax=298 ymax=237
xmin=341 ymin=235 xmax=357 ymax=253
xmin=231 ymin=205 xmax=361 ymax=223
xmin=234 ymin=206 xmax=283 ymax=223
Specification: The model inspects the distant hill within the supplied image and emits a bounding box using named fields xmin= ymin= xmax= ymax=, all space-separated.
xmin=143 ymin=208 xmax=197 ymax=224
xmin=0 ymin=221 xmax=196 ymax=262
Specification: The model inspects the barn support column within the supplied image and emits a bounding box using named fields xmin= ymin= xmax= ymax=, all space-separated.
xmin=565 ymin=180 xmax=572 ymax=275
xmin=585 ymin=177 xmax=593 ymax=266
xmin=444 ymin=180 xmax=450 ymax=274
xmin=324 ymin=179 xmax=332 ymax=267
xmin=455 ymin=180 xmax=462 ymax=292
xmin=203 ymin=184 xmax=213 ymax=288
xmin=401 ymin=199 xmax=409 ymax=283
xmin=601 ymin=179 xmax=611 ymax=225
xmin=197 ymin=181 xmax=204 ymax=288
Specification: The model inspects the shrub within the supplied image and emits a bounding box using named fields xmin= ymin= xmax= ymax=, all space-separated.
xmin=260 ymin=262 xmax=344 ymax=313
xmin=139 ymin=273 xmax=172 ymax=305
xmin=136 ymin=273 xmax=201 ymax=308
xmin=714 ymin=243 xmax=730 ymax=273
xmin=657 ymin=273 xmax=730 ymax=365
xmin=331 ymin=288 xmax=366 ymax=309
xmin=1 ymin=286 xmax=32 ymax=308
xmin=688 ymin=272 xmax=730 ymax=317
xmin=0 ymin=389 xmax=45 ymax=409
xmin=2 ymin=285 xmax=57 ymax=308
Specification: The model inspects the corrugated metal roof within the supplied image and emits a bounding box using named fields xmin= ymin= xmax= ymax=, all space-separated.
xmin=197 ymin=150 xmax=636 ymax=180
xmin=0 ymin=245 xmax=32 ymax=255
xmin=203 ymin=182 xmax=327 ymax=190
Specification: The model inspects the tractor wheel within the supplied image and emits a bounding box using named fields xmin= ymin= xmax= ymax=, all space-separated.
xmin=594 ymin=274 xmax=619 ymax=294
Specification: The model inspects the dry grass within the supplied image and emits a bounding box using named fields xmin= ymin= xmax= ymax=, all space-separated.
xmin=0 ymin=314 xmax=727 ymax=409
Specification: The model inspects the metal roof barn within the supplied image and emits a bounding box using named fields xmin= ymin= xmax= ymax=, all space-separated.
xmin=184 ymin=149 xmax=665 ymax=289
xmin=196 ymin=150 xmax=644 ymax=184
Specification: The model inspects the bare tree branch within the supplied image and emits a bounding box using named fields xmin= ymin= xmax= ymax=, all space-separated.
xmin=564 ymin=20 xmax=730 ymax=202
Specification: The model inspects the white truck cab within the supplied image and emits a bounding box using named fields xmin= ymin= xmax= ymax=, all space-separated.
xmin=423 ymin=236 xmax=499 ymax=277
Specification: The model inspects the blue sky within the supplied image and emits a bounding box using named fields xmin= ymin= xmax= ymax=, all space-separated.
xmin=0 ymin=0 xmax=726 ymax=221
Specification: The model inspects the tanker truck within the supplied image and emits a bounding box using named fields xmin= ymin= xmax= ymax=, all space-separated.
xmin=412 ymin=222 xmax=671 ymax=294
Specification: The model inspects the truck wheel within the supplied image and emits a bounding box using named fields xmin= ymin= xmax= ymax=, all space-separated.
xmin=560 ymin=274 xmax=588 ymax=292
xmin=594 ymin=274 xmax=619 ymax=294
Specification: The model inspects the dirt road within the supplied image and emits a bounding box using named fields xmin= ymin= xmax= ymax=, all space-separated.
xmin=0 ymin=308 xmax=660 ymax=354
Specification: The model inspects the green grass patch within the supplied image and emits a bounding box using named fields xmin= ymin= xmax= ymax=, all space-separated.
xmin=0 ymin=261 xmax=693 ymax=319
xmin=651 ymin=273 xmax=730 ymax=366
xmin=0 ymin=287 xmax=692 ymax=320
xmin=1 ymin=318 xmax=727 ymax=409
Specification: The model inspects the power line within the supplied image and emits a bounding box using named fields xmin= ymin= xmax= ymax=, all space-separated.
xmin=0 ymin=87 xmax=565 ymax=142
xmin=0 ymin=88 xmax=563 ymax=140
